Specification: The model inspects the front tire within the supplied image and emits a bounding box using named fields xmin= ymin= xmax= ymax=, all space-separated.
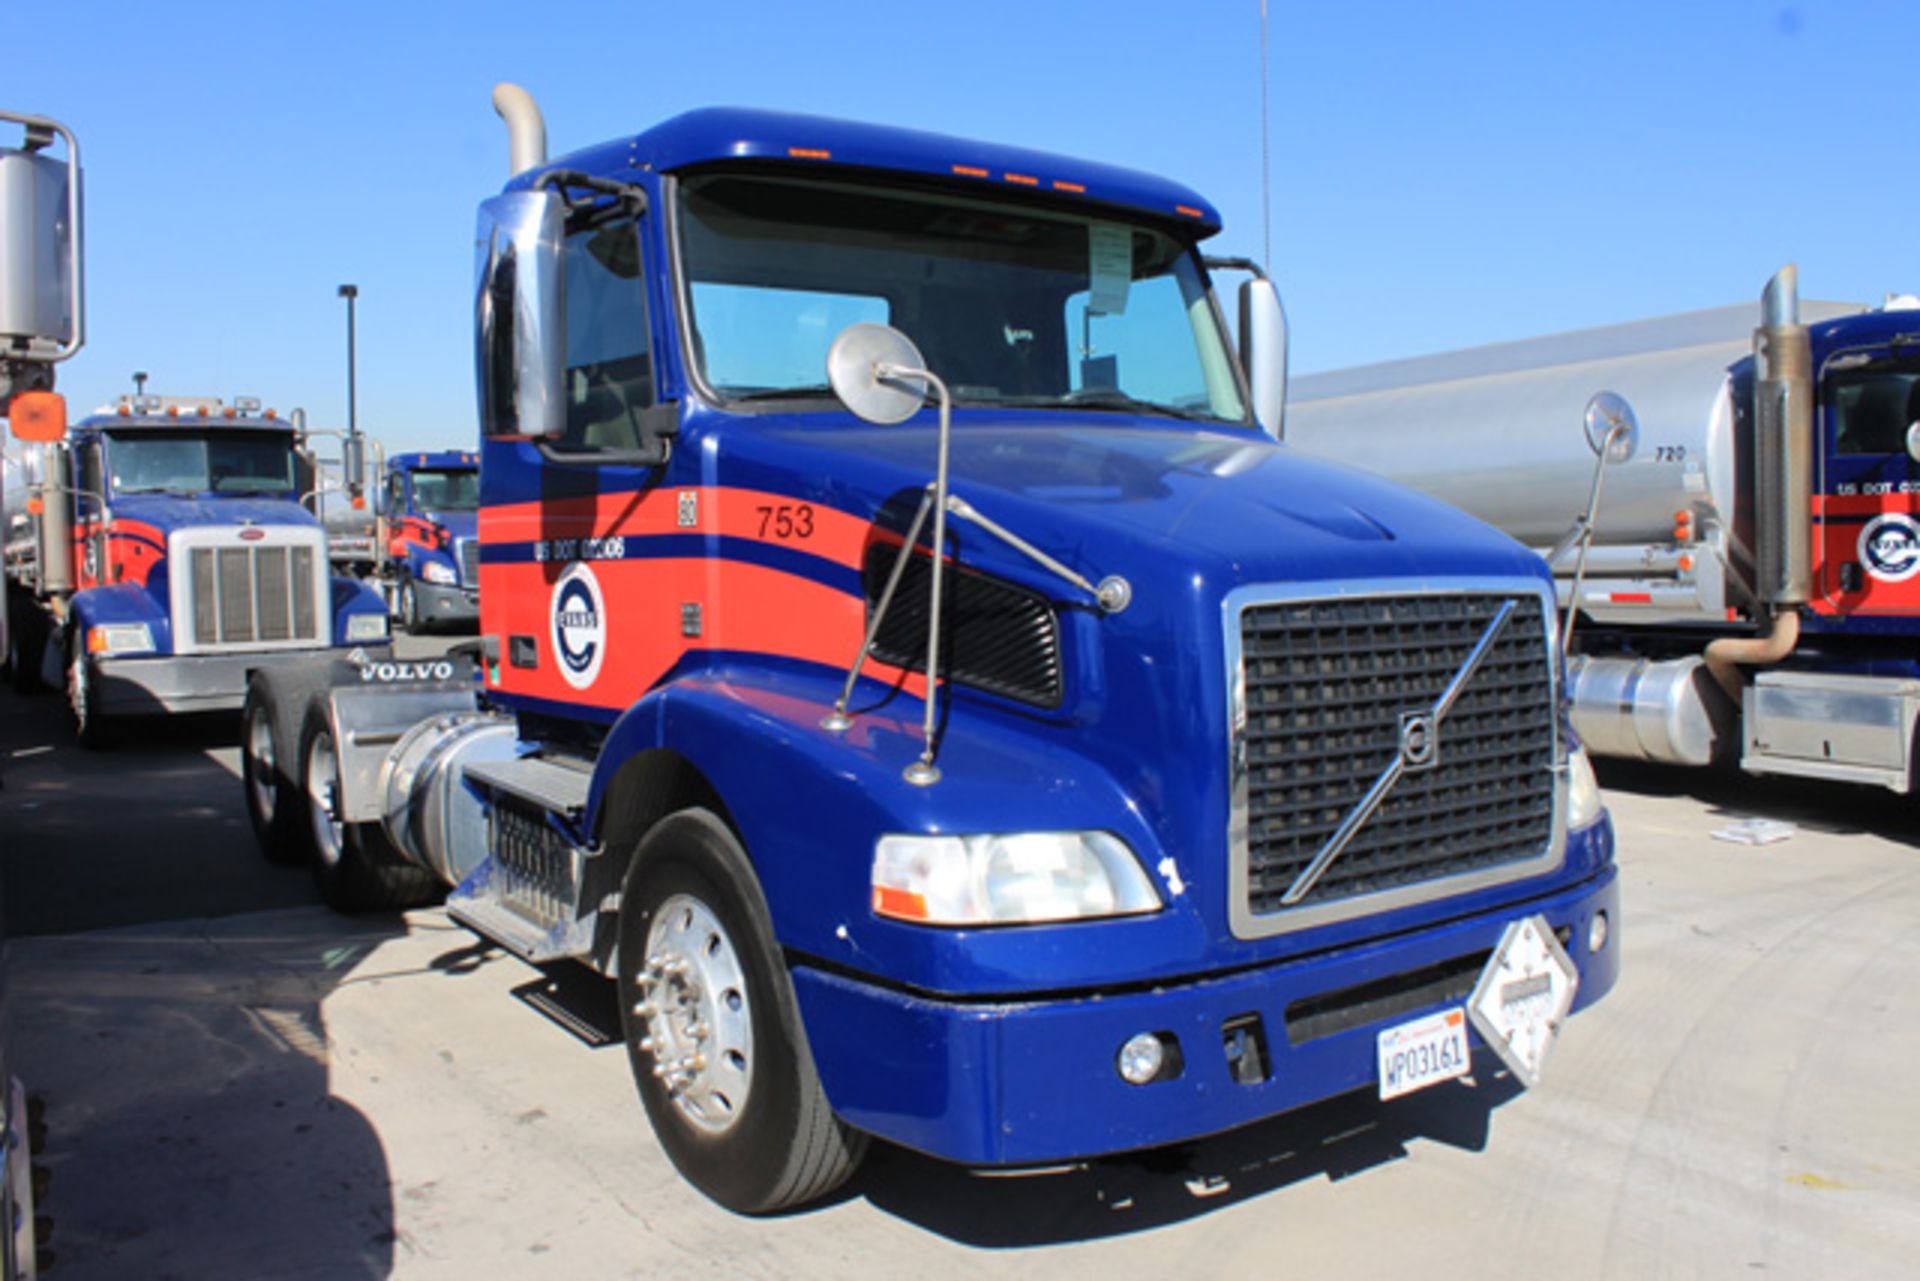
xmin=243 ymin=682 xmax=312 ymax=864
xmin=66 ymin=632 xmax=111 ymax=749
xmin=299 ymin=702 xmax=438 ymax=912
xmin=398 ymin=577 xmax=423 ymax=634
xmin=617 ymin=810 xmax=865 ymax=1213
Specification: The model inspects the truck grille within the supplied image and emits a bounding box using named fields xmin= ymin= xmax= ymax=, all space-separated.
xmin=1234 ymin=588 xmax=1557 ymax=930
xmin=459 ymin=538 xmax=480 ymax=587
xmin=863 ymin=543 xmax=1062 ymax=708
xmin=188 ymin=544 xmax=320 ymax=646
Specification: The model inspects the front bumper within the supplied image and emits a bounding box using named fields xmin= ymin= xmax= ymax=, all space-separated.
xmin=95 ymin=646 xmax=392 ymax=714
xmin=414 ymin=579 xmax=479 ymax=625
xmin=792 ymin=861 xmax=1620 ymax=1166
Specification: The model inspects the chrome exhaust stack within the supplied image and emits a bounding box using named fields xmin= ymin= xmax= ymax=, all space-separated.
xmin=492 ymin=83 xmax=547 ymax=177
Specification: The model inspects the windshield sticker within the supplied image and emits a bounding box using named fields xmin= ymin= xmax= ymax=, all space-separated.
xmin=551 ymin=562 xmax=607 ymax=689
xmin=1088 ymin=223 xmax=1132 ymax=316
xmin=1859 ymin=514 xmax=1920 ymax=582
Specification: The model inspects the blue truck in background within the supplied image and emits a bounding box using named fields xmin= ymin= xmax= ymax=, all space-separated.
xmin=239 ymin=85 xmax=1622 ymax=1214
xmin=5 ymin=394 xmax=391 ymax=745
xmin=380 ymin=449 xmax=480 ymax=631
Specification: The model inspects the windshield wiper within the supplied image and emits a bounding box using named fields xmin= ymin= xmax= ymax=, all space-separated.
xmin=1060 ymin=389 xmax=1216 ymax=423
xmin=727 ymin=384 xmax=837 ymax=403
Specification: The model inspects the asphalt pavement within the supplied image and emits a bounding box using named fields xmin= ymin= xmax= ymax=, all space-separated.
xmin=3 ymin=645 xmax=1917 ymax=1279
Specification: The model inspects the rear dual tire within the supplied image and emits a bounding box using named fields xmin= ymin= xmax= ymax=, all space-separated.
xmin=298 ymin=704 xmax=439 ymax=913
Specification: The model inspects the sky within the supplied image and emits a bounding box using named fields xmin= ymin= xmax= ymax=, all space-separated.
xmin=6 ymin=0 xmax=1914 ymax=456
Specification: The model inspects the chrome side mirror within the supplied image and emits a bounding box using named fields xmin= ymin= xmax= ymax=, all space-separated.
xmin=1906 ymin=421 xmax=1920 ymax=464
xmin=1239 ymin=277 xmax=1288 ymax=439
xmin=473 ymin=190 xmax=565 ymax=440
xmin=342 ymin=433 xmax=368 ymax=496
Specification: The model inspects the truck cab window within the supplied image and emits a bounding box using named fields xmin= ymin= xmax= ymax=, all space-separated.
xmin=1066 ymin=267 xmax=1243 ymax=420
xmin=563 ymin=219 xmax=654 ymax=451
xmin=1830 ymin=362 xmax=1920 ymax=455
xmin=410 ymin=469 xmax=481 ymax=511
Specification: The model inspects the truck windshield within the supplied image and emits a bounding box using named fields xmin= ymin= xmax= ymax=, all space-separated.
xmin=677 ymin=173 xmax=1248 ymax=425
xmin=410 ymin=469 xmax=480 ymax=511
xmin=107 ymin=430 xmax=298 ymax=496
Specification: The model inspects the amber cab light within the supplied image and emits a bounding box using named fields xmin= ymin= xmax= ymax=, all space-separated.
xmin=7 ymin=390 xmax=68 ymax=442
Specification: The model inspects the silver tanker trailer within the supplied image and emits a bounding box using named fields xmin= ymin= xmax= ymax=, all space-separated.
xmin=1290 ymin=267 xmax=1920 ymax=794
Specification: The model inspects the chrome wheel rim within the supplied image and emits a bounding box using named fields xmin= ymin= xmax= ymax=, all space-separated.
xmin=305 ymin=730 xmax=345 ymax=869
xmin=635 ymin=894 xmax=754 ymax=1134
xmin=246 ymin=706 xmax=277 ymax=823
xmin=67 ymin=647 xmax=88 ymax=732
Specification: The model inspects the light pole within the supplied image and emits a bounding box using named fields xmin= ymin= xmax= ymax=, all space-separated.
xmin=337 ymin=284 xmax=359 ymax=443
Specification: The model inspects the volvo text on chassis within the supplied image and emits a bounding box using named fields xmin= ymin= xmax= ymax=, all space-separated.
xmin=239 ymin=84 xmax=1621 ymax=1214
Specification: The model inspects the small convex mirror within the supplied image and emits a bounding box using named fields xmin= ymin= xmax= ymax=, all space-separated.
xmin=1906 ymin=421 xmax=1920 ymax=464
xmin=827 ymin=323 xmax=928 ymax=425
xmin=1583 ymin=390 xmax=1639 ymax=464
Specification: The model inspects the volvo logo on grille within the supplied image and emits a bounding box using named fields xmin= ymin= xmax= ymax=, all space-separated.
xmin=1399 ymin=711 xmax=1439 ymax=770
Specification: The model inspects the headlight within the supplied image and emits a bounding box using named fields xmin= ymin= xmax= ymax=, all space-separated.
xmin=421 ymin=560 xmax=457 ymax=586
xmin=345 ymin=612 xmax=389 ymax=641
xmin=87 ymin=623 xmax=154 ymax=655
xmin=873 ymin=831 xmax=1162 ymax=926
xmin=1567 ymin=745 xmax=1605 ymax=829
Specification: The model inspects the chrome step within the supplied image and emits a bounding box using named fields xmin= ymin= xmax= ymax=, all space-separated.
xmin=463 ymin=754 xmax=592 ymax=816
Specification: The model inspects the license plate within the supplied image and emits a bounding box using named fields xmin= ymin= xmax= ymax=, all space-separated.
xmin=1376 ymin=1007 xmax=1471 ymax=1101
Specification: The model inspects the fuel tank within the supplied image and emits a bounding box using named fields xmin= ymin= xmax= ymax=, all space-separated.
xmin=1288 ymin=299 xmax=1865 ymax=554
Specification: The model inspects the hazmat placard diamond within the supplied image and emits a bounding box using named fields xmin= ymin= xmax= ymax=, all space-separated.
xmin=1467 ymin=914 xmax=1579 ymax=1089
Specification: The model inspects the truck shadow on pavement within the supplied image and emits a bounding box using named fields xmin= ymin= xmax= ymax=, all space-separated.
xmin=1595 ymin=759 xmax=1920 ymax=847
xmin=13 ymin=909 xmax=410 ymax=1280
xmin=852 ymin=1067 xmax=1526 ymax=1244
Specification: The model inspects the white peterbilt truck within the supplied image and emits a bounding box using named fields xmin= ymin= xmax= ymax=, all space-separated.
xmin=1290 ymin=267 xmax=1920 ymax=792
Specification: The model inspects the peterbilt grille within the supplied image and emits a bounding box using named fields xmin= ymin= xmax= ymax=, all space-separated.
xmin=459 ymin=538 xmax=480 ymax=587
xmin=1238 ymin=591 xmax=1555 ymax=917
xmin=189 ymin=544 xmax=319 ymax=646
xmin=863 ymin=543 xmax=1063 ymax=709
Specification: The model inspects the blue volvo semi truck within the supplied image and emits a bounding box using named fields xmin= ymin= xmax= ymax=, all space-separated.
xmin=241 ymin=85 xmax=1621 ymax=1213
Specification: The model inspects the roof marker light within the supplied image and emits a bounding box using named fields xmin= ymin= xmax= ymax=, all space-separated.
xmin=1004 ymin=172 xmax=1039 ymax=186
xmin=788 ymin=146 xmax=831 ymax=160
xmin=951 ymin=164 xmax=989 ymax=178
xmin=1052 ymin=180 xmax=1086 ymax=194
xmin=117 ymin=404 xmax=132 ymax=416
xmin=166 ymin=406 xmax=179 ymax=418
xmin=1175 ymin=204 xmax=1205 ymax=219
xmin=223 ymin=407 xmax=237 ymax=418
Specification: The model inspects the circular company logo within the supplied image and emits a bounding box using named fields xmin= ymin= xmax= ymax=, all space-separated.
xmin=1859 ymin=514 xmax=1920 ymax=583
xmin=550 ymin=563 xmax=606 ymax=690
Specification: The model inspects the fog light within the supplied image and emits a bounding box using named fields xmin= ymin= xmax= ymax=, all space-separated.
xmin=1589 ymin=909 xmax=1610 ymax=954
xmin=1117 ymin=1032 xmax=1165 ymax=1085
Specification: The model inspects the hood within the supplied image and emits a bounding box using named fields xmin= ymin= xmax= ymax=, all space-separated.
xmin=705 ymin=410 xmax=1547 ymax=595
xmin=111 ymin=494 xmax=321 ymax=535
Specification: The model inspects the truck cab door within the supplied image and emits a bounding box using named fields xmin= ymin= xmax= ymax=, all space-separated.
xmin=1816 ymin=345 xmax=1920 ymax=615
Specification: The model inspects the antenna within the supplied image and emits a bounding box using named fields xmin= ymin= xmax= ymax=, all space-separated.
xmin=1260 ymin=0 xmax=1272 ymax=269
